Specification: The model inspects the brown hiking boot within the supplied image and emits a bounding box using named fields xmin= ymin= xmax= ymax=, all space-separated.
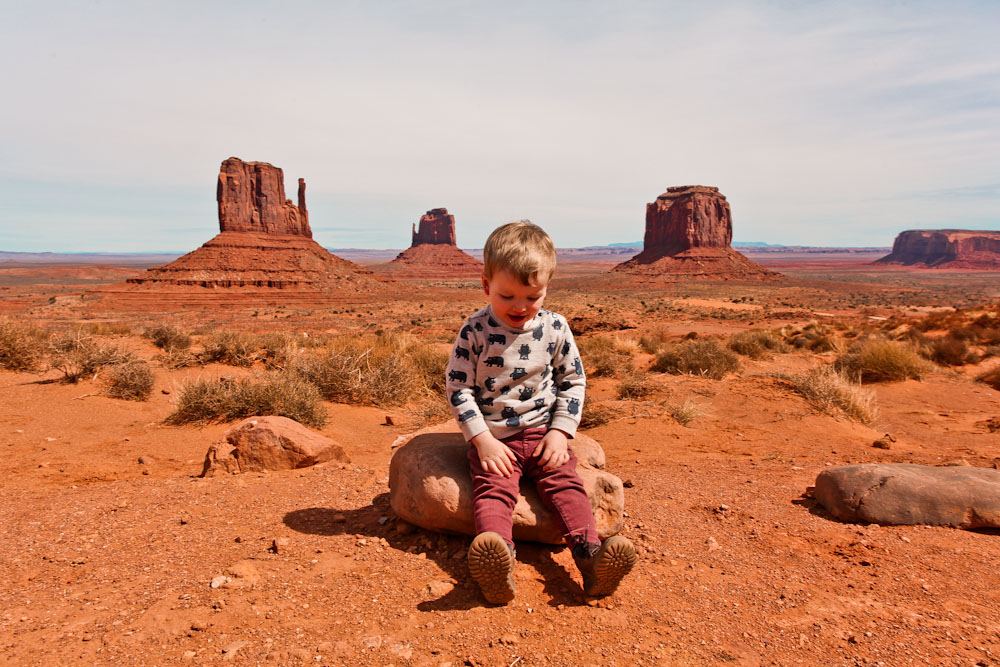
xmin=468 ymin=532 xmax=516 ymax=604
xmin=573 ymin=535 xmax=637 ymax=597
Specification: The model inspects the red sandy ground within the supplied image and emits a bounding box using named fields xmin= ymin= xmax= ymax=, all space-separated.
xmin=1 ymin=254 xmax=1000 ymax=666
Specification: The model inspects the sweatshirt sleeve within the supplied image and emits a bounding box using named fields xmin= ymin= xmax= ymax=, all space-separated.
xmin=444 ymin=320 xmax=489 ymax=441
xmin=548 ymin=322 xmax=586 ymax=437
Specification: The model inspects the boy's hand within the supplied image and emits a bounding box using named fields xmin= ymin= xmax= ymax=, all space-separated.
xmin=533 ymin=429 xmax=570 ymax=471
xmin=471 ymin=432 xmax=518 ymax=478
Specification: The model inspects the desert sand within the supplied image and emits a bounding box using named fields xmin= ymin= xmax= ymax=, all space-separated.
xmin=1 ymin=253 xmax=1000 ymax=667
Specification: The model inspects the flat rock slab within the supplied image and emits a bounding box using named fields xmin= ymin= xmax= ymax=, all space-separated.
xmin=389 ymin=424 xmax=623 ymax=544
xmin=815 ymin=463 xmax=1000 ymax=529
xmin=202 ymin=416 xmax=349 ymax=477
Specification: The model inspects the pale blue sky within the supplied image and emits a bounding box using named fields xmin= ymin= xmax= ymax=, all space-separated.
xmin=1 ymin=1 xmax=998 ymax=252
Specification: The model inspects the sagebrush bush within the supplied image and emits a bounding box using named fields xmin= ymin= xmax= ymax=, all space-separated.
xmin=781 ymin=322 xmax=843 ymax=353
xmin=786 ymin=366 xmax=878 ymax=425
xmin=144 ymin=324 xmax=191 ymax=352
xmin=727 ymin=328 xmax=789 ymax=359
xmin=651 ymin=339 xmax=740 ymax=379
xmin=834 ymin=337 xmax=931 ymax=382
xmin=199 ymin=330 xmax=258 ymax=367
xmin=166 ymin=373 xmax=327 ymax=428
xmin=103 ymin=359 xmax=155 ymax=401
xmin=257 ymin=332 xmax=297 ymax=369
xmin=0 ymin=319 xmax=49 ymax=371
xmin=48 ymin=331 xmax=135 ymax=383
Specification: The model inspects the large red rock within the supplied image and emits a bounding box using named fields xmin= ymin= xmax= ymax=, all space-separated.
xmin=380 ymin=208 xmax=483 ymax=279
xmin=95 ymin=157 xmax=389 ymax=302
xmin=217 ymin=157 xmax=311 ymax=237
xmin=814 ymin=463 xmax=1000 ymax=529
xmin=411 ymin=208 xmax=457 ymax=246
xmin=388 ymin=423 xmax=624 ymax=544
xmin=201 ymin=416 xmax=350 ymax=477
xmin=876 ymin=229 xmax=1000 ymax=269
xmin=613 ymin=186 xmax=777 ymax=279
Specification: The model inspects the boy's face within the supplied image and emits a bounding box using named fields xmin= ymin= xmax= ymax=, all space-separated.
xmin=482 ymin=269 xmax=548 ymax=329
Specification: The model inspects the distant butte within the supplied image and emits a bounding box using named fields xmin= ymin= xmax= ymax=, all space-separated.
xmin=876 ymin=230 xmax=1000 ymax=269
xmin=380 ymin=208 xmax=483 ymax=279
xmin=95 ymin=157 xmax=387 ymax=303
xmin=613 ymin=186 xmax=777 ymax=279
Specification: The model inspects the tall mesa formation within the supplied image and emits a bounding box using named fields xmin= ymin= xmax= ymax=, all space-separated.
xmin=876 ymin=229 xmax=1000 ymax=269
xmin=107 ymin=157 xmax=385 ymax=298
xmin=614 ymin=186 xmax=775 ymax=279
xmin=383 ymin=208 xmax=482 ymax=278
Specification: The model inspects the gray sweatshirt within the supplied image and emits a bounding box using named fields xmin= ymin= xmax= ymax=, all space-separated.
xmin=445 ymin=305 xmax=586 ymax=441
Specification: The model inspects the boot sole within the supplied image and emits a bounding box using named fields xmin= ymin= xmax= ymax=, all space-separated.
xmin=586 ymin=536 xmax=637 ymax=597
xmin=468 ymin=532 xmax=515 ymax=604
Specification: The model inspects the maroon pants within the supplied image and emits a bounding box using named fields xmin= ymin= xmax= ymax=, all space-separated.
xmin=467 ymin=428 xmax=599 ymax=550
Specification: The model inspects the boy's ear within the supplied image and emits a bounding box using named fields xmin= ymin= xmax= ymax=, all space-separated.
xmin=481 ymin=273 xmax=490 ymax=295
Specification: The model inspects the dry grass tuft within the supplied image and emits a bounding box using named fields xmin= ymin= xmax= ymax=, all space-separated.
xmin=103 ymin=359 xmax=155 ymax=401
xmin=578 ymin=336 xmax=635 ymax=378
xmin=785 ymin=366 xmax=878 ymax=425
xmin=977 ymin=367 xmax=1000 ymax=392
xmin=292 ymin=333 xmax=417 ymax=406
xmin=579 ymin=403 xmax=615 ymax=429
xmin=166 ymin=373 xmax=327 ymax=428
xmin=616 ymin=366 xmax=655 ymax=400
xmin=0 ymin=319 xmax=50 ymax=372
xmin=668 ymin=399 xmax=701 ymax=426
xmin=639 ymin=327 xmax=672 ymax=354
xmin=781 ymin=322 xmax=844 ymax=353
xmin=406 ymin=342 xmax=450 ymax=394
xmin=652 ymin=339 xmax=740 ymax=380
xmin=83 ymin=323 xmax=132 ymax=336
xmin=834 ymin=337 xmax=931 ymax=382
xmin=727 ymin=328 xmax=789 ymax=359
xmin=928 ymin=335 xmax=976 ymax=367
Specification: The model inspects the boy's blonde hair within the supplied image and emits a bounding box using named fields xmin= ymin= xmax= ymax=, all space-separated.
xmin=483 ymin=220 xmax=557 ymax=285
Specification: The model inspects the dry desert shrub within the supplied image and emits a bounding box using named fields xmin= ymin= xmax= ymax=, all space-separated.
xmin=834 ymin=337 xmax=931 ymax=383
xmin=616 ymin=366 xmax=655 ymax=399
xmin=668 ymin=399 xmax=701 ymax=426
xmin=406 ymin=342 xmax=450 ymax=394
xmin=83 ymin=322 xmax=132 ymax=336
xmin=0 ymin=319 xmax=50 ymax=372
xmin=166 ymin=373 xmax=327 ymax=428
xmin=785 ymin=366 xmax=878 ymax=425
xmin=651 ymin=339 xmax=740 ymax=380
xmin=928 ymin=335 xmax=976 ymax=367
xmin=578 ymin=336 xmax=634 ymax=378
xmin=978 ymin=367 xmax=1000 ymax=392
xmin=639 ymin=327 xmax=672 ymax=354
xmin=257 ymin=331 xmax=298 ymax=369
xmin=199 ymin=330 xmax=258 ymax=367
xmin=292 ymin=332 xmax=417 ymax=406
xmin=579 ymin=403 xmax=614 ymax=429
xmin=48 ymin=331 xmax=135 ymax=383
xmin=102 ymin=359 xmax=155 ymax=401
xmin=727 ymin=328 xmax=789 ymax=359
xmin=144 ymin=324 xmax=191 ymax=352
xmin=781 ymin=322 xmax=843 ymax=353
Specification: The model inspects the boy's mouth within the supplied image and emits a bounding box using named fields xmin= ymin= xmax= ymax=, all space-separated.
xmin=506 ymin=314 xmax=526 ymax=323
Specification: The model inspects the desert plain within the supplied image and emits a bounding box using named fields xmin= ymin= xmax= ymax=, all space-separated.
xmin=1 ymin=248 xmax=999 ymax=667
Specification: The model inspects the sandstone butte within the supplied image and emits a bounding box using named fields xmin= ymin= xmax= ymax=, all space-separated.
xmin=95 ymin=158 xmax=387 ymax=303
xmin=875 ymin=229 xmax=1000 ymax=269
xmin=613 ymin=185 xmax=777 ymax=279
xmin=380 ymin=208 xmax=483 ymax=279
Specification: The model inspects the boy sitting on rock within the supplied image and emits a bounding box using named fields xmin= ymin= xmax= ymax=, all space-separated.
xmin=445 ymin=220 xmax=636 ymax=604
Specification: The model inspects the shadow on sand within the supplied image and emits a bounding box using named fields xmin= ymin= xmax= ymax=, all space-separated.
xmin=282 ymin=493 xmax=588 ymax=610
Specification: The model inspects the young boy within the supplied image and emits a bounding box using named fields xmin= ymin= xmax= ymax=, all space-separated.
xmin=445 ymin=220 xmax=636 ymax=604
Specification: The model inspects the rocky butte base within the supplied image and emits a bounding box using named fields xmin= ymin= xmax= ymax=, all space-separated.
xmin=380 ymin=208 xmax=483 ymax=279
xmin=613 ymin=186 xmax=777 ymax=280
xmin=875 ymin=229 xmax=1000 ymax=269
xmin=91 ymin=158 xmax=388 ymax=306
